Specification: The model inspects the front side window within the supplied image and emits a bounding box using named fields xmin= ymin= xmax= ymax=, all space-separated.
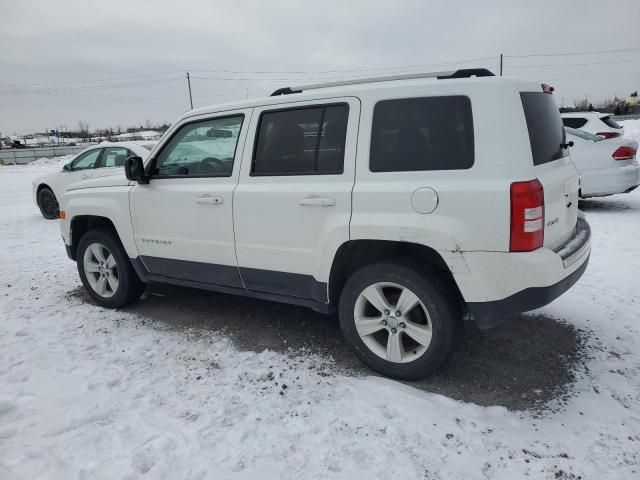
xmin=71 ymin=149 xmax=102 ymax=170
xmin=252 ymin=104 xmax=349 ymax=175
xmin=153 ymin=115 xmax=244 ymax=177
xmin=101 ymin=147 xmax=130 ymax=168
xmin=370 ymin=96 xmax=474 ymax=172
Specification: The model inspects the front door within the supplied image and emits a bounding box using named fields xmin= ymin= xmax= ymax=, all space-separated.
xmin=233 ymin=98 xmax=360 ymax=301
xmin=129 ymin=111 xmax=250 ymax=287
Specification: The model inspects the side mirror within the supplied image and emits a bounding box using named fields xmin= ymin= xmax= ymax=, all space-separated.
xmin=124 ymin=156 xmax=149 ymax=184
xmin=62 ymin=163 xmax=72 ymax=172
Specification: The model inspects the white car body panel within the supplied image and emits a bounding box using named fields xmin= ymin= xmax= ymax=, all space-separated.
xmin=566 ymin=128 xmax=639 ymax=197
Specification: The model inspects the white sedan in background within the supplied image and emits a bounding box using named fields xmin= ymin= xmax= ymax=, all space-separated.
xmin=32 ymin=141 xmax=153 ymax=219
xmin=562 ymin=112 xmax=624 ymax=139
xmin=566 ymin=127 xmax=639 ymax=198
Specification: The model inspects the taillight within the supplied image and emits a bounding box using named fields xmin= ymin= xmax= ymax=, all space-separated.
xmin=597 ymin=131 xmax=621 ymax=139
xmin=612 ymin=145 xmax=637 ymax=160
xmin=510 ymin=179 xmax=544 ymax=252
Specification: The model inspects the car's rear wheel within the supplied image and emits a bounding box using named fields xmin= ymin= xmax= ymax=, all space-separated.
xmin=339 ymin=261 xmax=460 ymax=380
xmin=37 ymin=187 xmax=59 ymax=220
xmin=77 ymin=229 xmax=145 ymax=308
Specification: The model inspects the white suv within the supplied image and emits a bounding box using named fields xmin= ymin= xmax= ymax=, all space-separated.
xmin=59 ymin=69 xmax=591 ymax=380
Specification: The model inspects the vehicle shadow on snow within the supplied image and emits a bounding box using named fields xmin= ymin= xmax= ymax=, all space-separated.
xmin=579 ymin=196 xmax=640 ymax=212
xmin=71 ymin=284 xmax=584 ymax=411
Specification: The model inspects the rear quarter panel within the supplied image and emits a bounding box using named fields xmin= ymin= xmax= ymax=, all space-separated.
xmin=350 ymin=78 xmax=533 ymax=253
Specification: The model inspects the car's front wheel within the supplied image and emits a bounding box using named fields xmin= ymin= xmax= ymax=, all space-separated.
xmin=339 ymin=262 xmax=460 ymax=380
xmin=77 ymin=229 xmax=145 ymax=308
xmin=37 ymin=187 xmax=59 ymax=220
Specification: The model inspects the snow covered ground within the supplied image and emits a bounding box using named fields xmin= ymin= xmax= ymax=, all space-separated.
xmin=1 ymin=125 xmax=640 ymax=479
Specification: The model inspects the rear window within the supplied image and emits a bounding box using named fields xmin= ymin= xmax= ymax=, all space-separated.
xmin=562 ymin=117 xmax=588 ymax=129
xmin=520 ymin=92 xmax=567 ymax=166
xmin=600 ymin=115 xmax=622 ymax=129
xmin=370 ymin=96 xmax=474 ymax=172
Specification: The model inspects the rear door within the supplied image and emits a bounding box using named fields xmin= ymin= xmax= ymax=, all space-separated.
xmin=520 ymin=91 xmax=579 ymax=250
xmin=233 ymin=98 xmax=359 ymax=301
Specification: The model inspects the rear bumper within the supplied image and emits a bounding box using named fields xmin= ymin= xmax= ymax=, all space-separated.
xmin=461 ymin=216 xmax=591 ymax=328
xmin=580 ymin=165 xmax=640 ymax=197
xmin=467 ymin=253 xmax=589 ymax=328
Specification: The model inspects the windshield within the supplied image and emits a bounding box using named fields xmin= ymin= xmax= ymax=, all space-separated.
xmin=565 ymin=127 xmax=604 ymax=142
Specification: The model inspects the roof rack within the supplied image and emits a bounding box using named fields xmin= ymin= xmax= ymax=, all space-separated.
xmin=270 ymin=68 xmax=494 ymax=96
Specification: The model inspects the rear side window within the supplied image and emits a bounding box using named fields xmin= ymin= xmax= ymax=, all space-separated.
xmin=520 ymin=92 xmax=567 ymax=166
xmin=370 ymin=96 xmax=474 ymax=172
xmin=101 ymin=147 xmax=130 ymax=168
xmin=600 ymin=116 xmax=622 ymax=129
xmin=562 ymin=117 xmax=588 ymax=129
xmin=252 ymin=104 xmax=349 ymax=176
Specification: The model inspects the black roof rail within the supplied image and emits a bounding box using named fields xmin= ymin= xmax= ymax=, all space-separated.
xmin=436 ymin=68 xmax=495 ymax=79
xmin=270 ymin=67 xmax=495 ymax=96
xmin=270 ymin=87 xmax=302 ymax=97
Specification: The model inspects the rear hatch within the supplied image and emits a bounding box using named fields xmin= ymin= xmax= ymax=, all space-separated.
xmin=520 ymin=90 xmax=579 ymax=250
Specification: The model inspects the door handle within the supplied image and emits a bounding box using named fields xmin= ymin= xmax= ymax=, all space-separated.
xmin=299 ymin=196 xmax=336 ymax=207
xmin=196 ymin=195 xmax=224 ymax=205
xmin=81 ymin=174 xmax=91 ymax=179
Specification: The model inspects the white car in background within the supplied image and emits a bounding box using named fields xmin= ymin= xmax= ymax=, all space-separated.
xmin=561 ymin=112 xmax=624 ymax=139
xmin=32 ymin=141 xmax=153 ymax=219
xmin=565 ymin=127 xmax=639 ymax=198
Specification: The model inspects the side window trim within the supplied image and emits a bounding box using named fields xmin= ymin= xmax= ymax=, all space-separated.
xmin=250 ymin=102 xmax=349 ymax=177
xmin=147 ymin=113 xmax=245 ymax=179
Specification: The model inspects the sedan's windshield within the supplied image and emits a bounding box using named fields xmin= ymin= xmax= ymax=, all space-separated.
xmin=564 ymin=127 xmax=604 ymax=142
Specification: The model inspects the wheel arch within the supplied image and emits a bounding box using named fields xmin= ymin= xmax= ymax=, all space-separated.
xmin=328 ymin=239 xmax=464 ymax=308
xmin=68 ymin=215 xmax=120 ymax=261
xmin=36 ymin=183 xmax=55 ymax=197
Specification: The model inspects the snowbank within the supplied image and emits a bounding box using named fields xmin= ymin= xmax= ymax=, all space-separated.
xmin=29 ymin=154 xmax=76 ymax=167
xmin=620 ymin=119 xmax=640 ymax=144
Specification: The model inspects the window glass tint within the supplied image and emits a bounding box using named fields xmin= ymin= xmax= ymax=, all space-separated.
xmin=562 ymin=117 xmax=588 ymax=129
xmin=252 ymin=104 xmax=348 ymax=175
xmin=600 ymin=116 xmax=622 ymax=129
xmin=370 ymin=96 xmax=474 ymax=172
xmin=101 ymin=147 xmax=129 ymax=168
xmin=154 ymin=116 xmax=243 ymax=177
xmin=520 ymin=92 xmax=567 ymax=166
xmin=72 ymin=149 xmax=101 ymax=170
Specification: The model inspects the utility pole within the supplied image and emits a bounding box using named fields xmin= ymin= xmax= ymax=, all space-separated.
xmin=499 ymin=53 xmax=503 ymax=76
xmin=186 ymin=71 xmax=194 ymax=110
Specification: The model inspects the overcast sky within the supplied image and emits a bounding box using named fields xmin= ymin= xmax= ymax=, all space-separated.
xmin=1 ymin=0 xmax=639 ymax=135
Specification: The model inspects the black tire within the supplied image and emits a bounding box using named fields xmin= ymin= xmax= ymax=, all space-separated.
xmin=37 ymin=187 xmax=59 ymax=220
xmin=338 ymin=261 xmax=461 ymax=380
xmin=77 ymin=228 xmax=145 ymax=308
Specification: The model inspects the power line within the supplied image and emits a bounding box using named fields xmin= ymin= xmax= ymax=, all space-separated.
xmin=0 ymin=77 xmax=183 ymax=95
xmin=188 ymin=56 xmax=497 ymax=75
xmin=0 ymin=70 xmax=184 ymax=87
xmin=504 ymin=46 xmax=640 ymax=58
xmin=506 ymin=59 xmax=640 ymax=68
xmin=548 ymin=70 xmax=640 ymax=81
